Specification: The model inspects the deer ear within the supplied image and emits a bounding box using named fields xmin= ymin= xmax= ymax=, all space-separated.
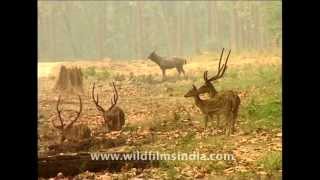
xmin=192 ymin=84 xmax=197 ymax=90
xmin=203 ymin=71 xmax=208 ymax=81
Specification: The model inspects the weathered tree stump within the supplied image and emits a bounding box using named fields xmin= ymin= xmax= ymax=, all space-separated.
xmin=53 ymin=65 xmax=84 ymax=94
xmin=38 ymin=152 xmax=159 ymax=178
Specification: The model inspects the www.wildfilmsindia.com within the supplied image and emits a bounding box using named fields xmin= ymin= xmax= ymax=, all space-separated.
xmin=90 ymin=151 xmax=235 ymax=161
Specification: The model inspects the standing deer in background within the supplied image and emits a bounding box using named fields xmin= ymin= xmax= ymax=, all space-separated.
xmin=147 ymin=50 xmax=187 ymax=80
xmin=184 ymin=85 xmax=236 ymax=135
xmin=52 ymin=95 xmax=91 ymax=143
xmin=92 ymin=82 xmax=125 ymax=132
xmin=197 ymin=48 xmax=240 ymax=130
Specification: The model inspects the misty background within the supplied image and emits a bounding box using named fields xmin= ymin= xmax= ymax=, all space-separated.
xmin=38 ymin=1 xmax=281 ymax=61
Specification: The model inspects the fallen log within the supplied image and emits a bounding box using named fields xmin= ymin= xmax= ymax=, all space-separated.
xmin=46 ymin=136 xmax=127 ymax=155
xmin=38 ymin=152 xmax=159 ymax=178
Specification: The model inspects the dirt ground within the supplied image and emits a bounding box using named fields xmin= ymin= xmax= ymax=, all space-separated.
xmin=38 ymin=53 xmax=282 ymax=179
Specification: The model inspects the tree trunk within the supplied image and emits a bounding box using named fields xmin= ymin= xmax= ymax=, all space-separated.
xmin=177 ymin=3 xmax=183 ymax=56
xmin=96 ymin=15 xmax=102 ymax=59
xmin=130 ymin=4 xmax=136 ymax=58
xmin=230 ymin=5 xmax=237 ymax=51
xmin=212 ymin=2 xmax=218 ymax=42
xmin=215 ymin=2 xmax=222 ymax=50
xmin=160 ymin=2 xmax=173 ymax=56
xmin=252 ymin=2 xmax=259 ymax=51
xmin=189 ymin=6 xmax=200 ymax=54
xmin=38 ymin=152 xmax=159 ymax=178
xmin=208 ymin=1 xmax=213 ymax=42
xmin=51 ymin=8 xmax=57 ymax=60
xmin=102 ymin=2 xmax=108 ymax=58
xmin=136 ymin=1 xmax=144 ymax=58
xmin=97 ymin=5 xmax=104 ymax=60
xmin=63 ymin=4 xmax=79 ymax=59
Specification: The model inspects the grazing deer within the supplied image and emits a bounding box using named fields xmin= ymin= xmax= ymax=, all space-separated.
xmin=92 ymin=82 xmax=125 ymax=132
xmin=184 ymin=85 xmax=236 ymax=135
xmin=147 ymin=50 xmax=187 ymax=80
xmin=197 ymin=48 xmax=240 ymax=130
xmin=52 ymin=95 xmax=91 ymax=143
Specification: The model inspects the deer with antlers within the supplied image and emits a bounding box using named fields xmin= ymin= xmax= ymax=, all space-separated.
xmin=184 ymin=48 xmax=240 ymax=134
xmin=184 ymin=85 xmax=236 ymax=135
xmin=92 ymin=82 xmax=125 ymax=132
xmin=197 ymin=48 xmax=240 ymax=130
xmin=147 ymin=50 xmax=187 ymax=80
xmin=52 ymin=95 xmax=91 ymax=143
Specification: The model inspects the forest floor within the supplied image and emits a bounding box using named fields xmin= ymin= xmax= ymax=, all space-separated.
xmin=38 ymin=52 xmax=282 ymax=179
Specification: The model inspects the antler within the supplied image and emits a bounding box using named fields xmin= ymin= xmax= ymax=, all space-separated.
xmin=92 ymin=82 xmax=106 ymax=113
xmin=52 ymin=95 xmax=64 ymax=130
xmin=65 ymin=95 xmax=82 ymax=130
xmin=108 ymin=82 xmax=118 ymax=110
xmin=205 ymin=48 xmax=231 ymax=82
xmin=53 ymin=95 xmax=82 ymax=130
xmin=203 ymin=71 xmax=209 ymax=81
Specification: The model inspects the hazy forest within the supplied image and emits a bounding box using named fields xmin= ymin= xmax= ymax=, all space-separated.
xmin=38 ymin=1 xmax=281 ymax=61
xmin=38 ymin=1 xmax=282 ymax=179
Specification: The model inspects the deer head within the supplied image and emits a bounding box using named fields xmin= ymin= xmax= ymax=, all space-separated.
xmin=184 ymin=84 xmax=200 ymax=97
xmin=147 ymin=49 xmax=157 ymax=60
xmin=92 ymin=82 xmax=120 ymax=130
xmin=52 ymin=95 xmax=82 ymax=143
xmin=198 ymin=48 xmax=231 ymax=97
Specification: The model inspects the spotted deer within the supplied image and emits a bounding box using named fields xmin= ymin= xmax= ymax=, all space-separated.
xmin=184 ymin=85 xmax=236 ymax=135
xmin=147 ymin=50 xmax=187 ymax=80
xmin=92 ymin=82 xmax=125 ymax=132
xmin=52 ymin=95 xmax=91 ymax=143
xmin=197 ymin=48 xmax=240 ymax=130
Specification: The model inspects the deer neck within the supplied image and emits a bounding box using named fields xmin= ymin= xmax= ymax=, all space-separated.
xmin=149 ymin=54 xmax=163 ymax=65
xmin=208 ymin=85 xmax=218 ymax=98
xmin=193 ymin=95 xmax=205 ymax=112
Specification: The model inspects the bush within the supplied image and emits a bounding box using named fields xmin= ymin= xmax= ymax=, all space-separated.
xmin=241 ymin=88 xmax=281 ymax=131
xmin=83 ymin=66 xmax=96 ymax=78
xmin=96 ymin=69 xmax=111 ymax=80
xmin=83 ymin=67 xmax=111 ymax=81
xmin=114 ymin=73 xmax=126 ymax=81
xmin=257 ymin=151 xmax=282 ymax=173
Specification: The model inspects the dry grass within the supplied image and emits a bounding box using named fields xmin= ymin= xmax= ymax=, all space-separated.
xmin=38 ymin=52 xmax=282 ymax=179
xmin=38 ymin=52 xmax=281 ymax=78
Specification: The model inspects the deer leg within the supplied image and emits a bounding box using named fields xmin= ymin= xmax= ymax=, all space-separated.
xmin=231 ymin=119 xmax=236 ymax=134
xmin=176 ymin=67 xmax=181 ymax=76
xmin=216 ymin=115 xmax=220 ymax=128
xmin=204 ymin=115 xmax=209 ymax=130
xmin=180 ymin=66 xmax=186 ymax=76
xmin=231 ymin=116 xmax=236 ymax=134
xmin=161 ymin=68 xmax=166 ymax=80
xmin=231 ymin=98 xmax=240 ymax=133
xmin=226 ymin=112 xmax=234 ymax=135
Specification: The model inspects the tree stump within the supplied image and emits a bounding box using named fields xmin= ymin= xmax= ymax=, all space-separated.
xmin=53 ymin=65 xmax=84 ymax=94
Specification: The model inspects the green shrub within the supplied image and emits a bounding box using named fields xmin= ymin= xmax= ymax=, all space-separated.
xmin=257 ymin=151 xmax=282 ymax=173
xmin=243 ymin=91 xmax=281 ymax=131
xmin=83 ymin=66 xmax=96 ymax=78
xmin=114 ymin=73 xmax=126 ymax=81
xmin=96 ymin=69 xmax=111 ymax=80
